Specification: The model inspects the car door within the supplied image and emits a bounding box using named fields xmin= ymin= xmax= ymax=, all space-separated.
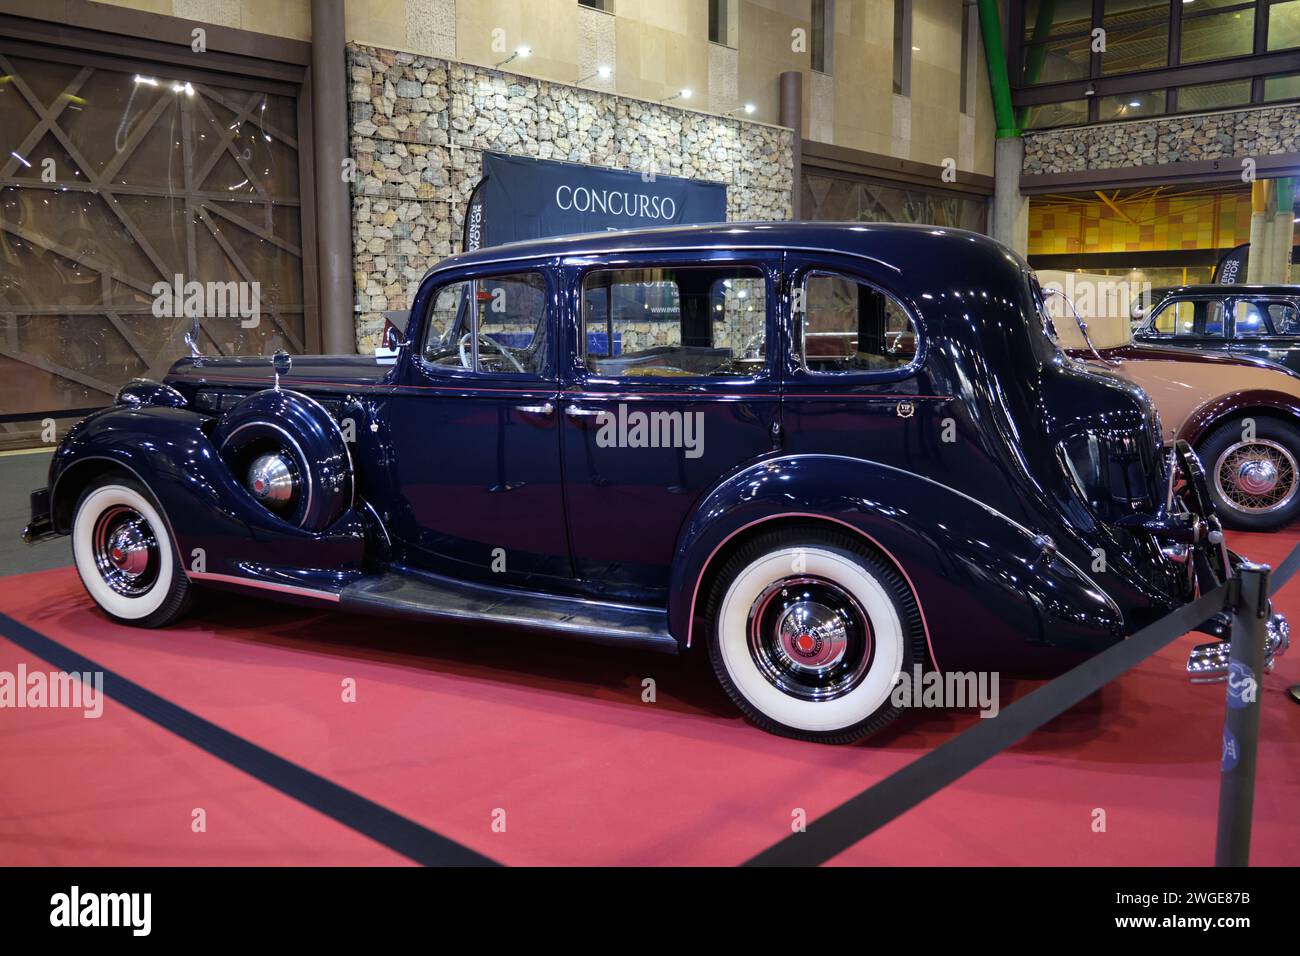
xmin=779 ymin=252 xmax=971 ymax=487
xmin=1227 ymin=297 xmax=1300 ymax=373
xmin=557 ymin=252 xmax=782 ymax=600
xmin=384 ymin=261 xmax=571 ymax=585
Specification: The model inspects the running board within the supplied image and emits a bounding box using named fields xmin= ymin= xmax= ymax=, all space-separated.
xmin=339 ymin=570 xmax=678 ymax=653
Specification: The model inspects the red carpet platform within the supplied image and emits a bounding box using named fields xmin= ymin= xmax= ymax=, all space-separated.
xmin=1 ymin=529 xmax=1298 ymax=866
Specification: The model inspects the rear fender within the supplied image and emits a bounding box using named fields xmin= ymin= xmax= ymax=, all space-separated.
xmin=669 ymin=455 xmax=1124 ymax=674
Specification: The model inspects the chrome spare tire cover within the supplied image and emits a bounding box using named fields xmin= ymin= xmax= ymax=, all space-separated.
xmin=212 ymin=388 xmax=353 ymax=531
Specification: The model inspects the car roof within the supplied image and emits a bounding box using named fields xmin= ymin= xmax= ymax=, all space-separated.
xmin=1150 ymin=284 xmax=1300 ymax=297
xmin=430 ymin=220 xmax=1015 ymax=275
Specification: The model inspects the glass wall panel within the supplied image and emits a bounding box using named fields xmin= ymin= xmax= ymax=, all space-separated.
xmin=1179 ymin=7 xmax=1256 ymax=63
xmin=1177 ymin=78 xmax=1253 ymax=110
xmin=1023 ymin=0 xmax=1094 ymax=39
xmin=0 ymin=52 xmax=305 ymax=448
xmin=1023 ymin=99 xmax=1091 ymax=129
xmin=1269 ymin=0 xmax=1300 ymax=50
xmin=1099 ymin=89 xmax=1167 ymax=118
xmin=1263 ymin=71 xmax=1300 ymax=99
xmin=1023 ymin=34 xmax=1093 ymax=84
xmin=1101 ymin=23 xmax=1170 ymax=73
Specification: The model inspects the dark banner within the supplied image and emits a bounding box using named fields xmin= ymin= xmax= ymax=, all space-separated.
xmin=1213 ymin=243 xmax=1250 ymax=284
xmin=472 ymin=152 xmax=727 ymax=248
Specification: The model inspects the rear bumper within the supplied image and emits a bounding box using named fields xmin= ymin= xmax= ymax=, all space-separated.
xmin=20 ymin=488 xmax=57 ymax=544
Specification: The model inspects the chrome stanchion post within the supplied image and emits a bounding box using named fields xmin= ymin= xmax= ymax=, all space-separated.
xmin=1214 ymin=561 xmax=1270 ymax=867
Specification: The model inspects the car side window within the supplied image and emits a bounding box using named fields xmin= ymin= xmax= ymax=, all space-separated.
xmin=421 ymin=272 xmax=548 ymax=375
xmin=1233 ymin=301 xmax=1272 ymax=338
xmin=580 ymin=266 xmax=767 ymax=377
xmin=1267 ymin=301 xmax=1300 ymax=335
xmin=1152 ymin=299 xmax=1223 ymax=337
xmin=795 ymin=272 xmax=918 ymax=374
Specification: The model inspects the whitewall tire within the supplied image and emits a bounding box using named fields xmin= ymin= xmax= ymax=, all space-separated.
xmin=704 ymin=526 xmax=926 ymax=744
xmin=71 ymin=476 xmax=191 ymax=627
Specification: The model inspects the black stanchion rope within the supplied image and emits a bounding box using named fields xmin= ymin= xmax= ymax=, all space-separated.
xmin=0 ymin=611 xmax=500 ymax=867
xmin=746 ymin=540 xmax=1300 ymax=867
xmin=744 ymin=585 xmax=1231 ymax=866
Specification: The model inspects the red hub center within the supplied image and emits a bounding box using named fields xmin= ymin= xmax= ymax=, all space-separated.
xmin=795 ymin=633 xmax=816 ymax=654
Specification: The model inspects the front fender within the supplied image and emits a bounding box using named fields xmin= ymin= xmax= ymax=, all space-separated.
xmin=669 ymin=455 xmax=1124 ymax=675
xmin=49 ymin=406 xmax=365 ymax=589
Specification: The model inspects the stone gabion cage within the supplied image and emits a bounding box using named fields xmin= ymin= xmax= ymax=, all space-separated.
xmin=348 ymin=43 xmax=796 ymax=353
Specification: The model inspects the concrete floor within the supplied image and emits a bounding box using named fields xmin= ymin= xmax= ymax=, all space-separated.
xmin=0 ymin=451 xmax=68 ymax=576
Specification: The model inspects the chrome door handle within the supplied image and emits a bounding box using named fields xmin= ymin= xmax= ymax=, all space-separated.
xmin=565 ymin=406 xmax=605 ymax=418
xmin=515 ymin=402 xmax=554 ymax=416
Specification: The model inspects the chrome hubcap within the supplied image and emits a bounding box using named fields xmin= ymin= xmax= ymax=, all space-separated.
xmin=1215 ymin=439 xmax=1298 ymax=515
xmin=748 ymin=576 xmax=873 ymax=701
xmin=92 ymin=506 xmax=159 ymax=597
xmin=1236 ymin=459 xmax=1278 ymax=496
xmin=776 ymin=600 xmax=849 ymax=670
xmin=247 ymin=452 xmax=298 ymax=510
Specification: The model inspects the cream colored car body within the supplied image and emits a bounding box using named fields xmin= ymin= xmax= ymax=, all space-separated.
xmin=1075 ymin=345 xmax=1300 ymax=444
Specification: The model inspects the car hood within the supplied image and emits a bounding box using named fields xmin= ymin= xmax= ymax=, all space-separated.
xmin=164 ymin=354 xmax=394 ymax=392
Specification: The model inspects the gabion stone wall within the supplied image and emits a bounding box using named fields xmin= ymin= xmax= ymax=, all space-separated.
xmin=1022 ymin=104 xmax=1300 ymax=177
xmin=348 ymin=44 xmax=795 ymax=352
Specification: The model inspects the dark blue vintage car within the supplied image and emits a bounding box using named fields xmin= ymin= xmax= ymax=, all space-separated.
xmin=22 ymin=223 xmax=1283 ymax=742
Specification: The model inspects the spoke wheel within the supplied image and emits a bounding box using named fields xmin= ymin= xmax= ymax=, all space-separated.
xmin=1213 ymin=438 xmax=1298 ymax=515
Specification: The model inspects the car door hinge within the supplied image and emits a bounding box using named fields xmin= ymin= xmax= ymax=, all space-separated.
xmin=770 ymin=418 xmax=783 ymax=449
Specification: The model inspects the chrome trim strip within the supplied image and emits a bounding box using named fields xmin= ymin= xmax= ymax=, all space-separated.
xmin=421 ymin=242 xmax=904 ymax=282
xmin=189 ymin=571 xmax=341 ymax=602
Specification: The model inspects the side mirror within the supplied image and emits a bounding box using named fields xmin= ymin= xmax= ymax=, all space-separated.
xmin=383 ymin=322 xmax=405 ymax=351
xmin=381 ymin=309 xmax=410 ymax=352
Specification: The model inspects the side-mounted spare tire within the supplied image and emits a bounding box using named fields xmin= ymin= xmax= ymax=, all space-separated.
xmin=212 ymin=389 xmax=353 ymax=532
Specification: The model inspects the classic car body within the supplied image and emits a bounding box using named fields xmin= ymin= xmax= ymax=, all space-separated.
xmin=23 ymin=222 xmax=1281 ymax=742
xmin=1133 ymin=285 xmax=1300 ymax=369
xmin=1072 ymin=333 xmax=1300 ymax=531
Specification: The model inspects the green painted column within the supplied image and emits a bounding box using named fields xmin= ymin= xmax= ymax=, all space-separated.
xmin=978 ymin=0 xmax=1027 ymax=252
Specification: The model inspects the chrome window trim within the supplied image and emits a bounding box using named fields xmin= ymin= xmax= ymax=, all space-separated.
xmin=790 ymin=268 xmax=925 ymax=380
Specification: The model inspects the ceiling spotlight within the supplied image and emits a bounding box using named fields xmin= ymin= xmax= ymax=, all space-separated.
xmin=1084 ymin=81 xmax=1097 ymax=97
xmin=1128 ymin=99 xmax=1141 ymax=107
xmin=495 ymin=46 xmax=532 ymax=68
xmin=728 ymin=103 xmax=757 ymax=117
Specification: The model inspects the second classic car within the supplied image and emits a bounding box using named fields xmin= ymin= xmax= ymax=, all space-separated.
xmin=22 ymin=223 xmax=1285 ymax=742
xmin=1133 ymin=285 xmax=1300 ymax=365
xmin=1046 ymin=284 xmax=1300 ymax=531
